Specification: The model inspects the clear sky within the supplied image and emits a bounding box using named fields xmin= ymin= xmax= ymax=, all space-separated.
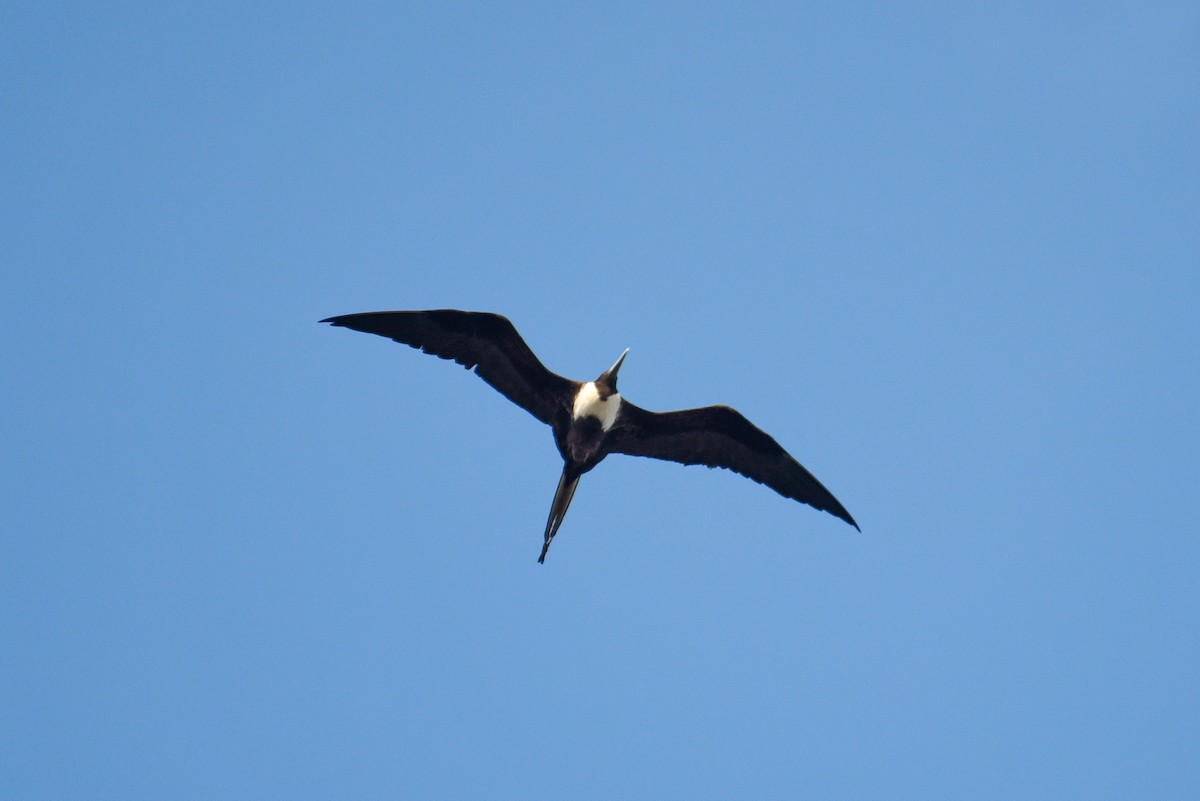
xmin=3 ymin=2 xmax=1198 ymax=798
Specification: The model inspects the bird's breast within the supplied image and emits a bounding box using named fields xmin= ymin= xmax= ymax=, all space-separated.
xmin=571 ymin=382 xmax=621 ymax=432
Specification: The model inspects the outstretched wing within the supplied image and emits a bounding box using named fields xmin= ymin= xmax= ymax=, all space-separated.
xmin=611 ymin=401 xmax=859 ymax=529
xmin=321 ymin=310 xmax=579 ymax=425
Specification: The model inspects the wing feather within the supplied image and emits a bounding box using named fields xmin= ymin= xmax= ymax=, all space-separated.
xmin=321 ymin=310 xmax=578 ymax=425
xmin=611 ymin=402 xmax=859 ymax=529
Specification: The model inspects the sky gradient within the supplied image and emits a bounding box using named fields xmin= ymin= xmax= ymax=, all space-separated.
xmin=4 ymin=2 xmax=1198 ymax=798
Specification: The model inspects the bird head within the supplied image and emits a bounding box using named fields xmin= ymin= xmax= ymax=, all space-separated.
xmin=597 ymin=348 xmax=629 ymax=390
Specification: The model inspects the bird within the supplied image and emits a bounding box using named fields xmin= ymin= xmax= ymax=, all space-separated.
xmin=321 ymin=309 xmax=858 ymax=562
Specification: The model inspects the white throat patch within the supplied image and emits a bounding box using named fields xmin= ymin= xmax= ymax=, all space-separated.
xmin=572 ymin=382 xmax=621 ymax=431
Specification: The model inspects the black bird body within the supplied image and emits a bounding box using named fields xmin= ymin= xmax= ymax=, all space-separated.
xmin=321 ymin=309 xmax=858 ymax=562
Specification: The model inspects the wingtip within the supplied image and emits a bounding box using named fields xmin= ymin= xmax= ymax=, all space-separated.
xmin=829 ymin=502 xmax=860 ymax=532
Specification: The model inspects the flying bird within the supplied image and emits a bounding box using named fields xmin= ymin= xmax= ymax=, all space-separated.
xmin=321 ymin=310 xmax=858 ymax=562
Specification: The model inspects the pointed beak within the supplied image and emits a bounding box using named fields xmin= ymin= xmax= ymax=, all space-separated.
xmin=609 ymin=348 xmax=629 ymax=377
xmin=599 ymin=348 xmax=629 ymax=385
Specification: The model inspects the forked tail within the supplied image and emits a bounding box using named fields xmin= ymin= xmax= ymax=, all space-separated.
xmin=539 ymin=467 xmax=581 ymax=563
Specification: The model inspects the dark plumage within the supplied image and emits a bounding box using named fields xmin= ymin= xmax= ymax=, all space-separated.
xmin=322 ymin=309 xmax=858 ymax=562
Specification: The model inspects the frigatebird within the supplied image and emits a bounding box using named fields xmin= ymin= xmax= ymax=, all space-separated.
xmin=321 ymin=309 xmax=858 ymax=562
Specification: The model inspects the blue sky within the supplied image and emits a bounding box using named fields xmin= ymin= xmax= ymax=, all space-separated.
xmin=3 ymin=2 xmax=1198 ymax=798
